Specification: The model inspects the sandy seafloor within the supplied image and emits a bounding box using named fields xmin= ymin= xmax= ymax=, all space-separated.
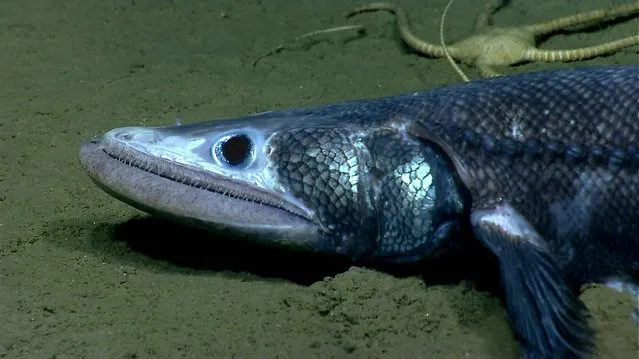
xmin=1 ymin=0 xmax=638 ymax=357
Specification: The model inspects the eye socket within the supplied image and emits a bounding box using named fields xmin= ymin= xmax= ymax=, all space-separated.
xmin=214 ymin=134 xmax=253 ymax=167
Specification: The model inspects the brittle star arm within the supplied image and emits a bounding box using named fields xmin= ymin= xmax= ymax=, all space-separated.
xmin=521 ymin=3 xmax=639 ymax=62
xmin=472 ymin=0 xmax=507 ymax=31
xmin=348 ymin=2 xmax=454 ymax=58
xmin=349 ymin=1 xmax=639 ymax=77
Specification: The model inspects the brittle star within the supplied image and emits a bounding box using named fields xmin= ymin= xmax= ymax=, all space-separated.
xmin=349 ymin=0 xmax=639 ymax=79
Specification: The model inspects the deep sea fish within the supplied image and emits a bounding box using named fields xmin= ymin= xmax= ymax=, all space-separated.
xmin=80 ymin=65 xmax=639 ymax=358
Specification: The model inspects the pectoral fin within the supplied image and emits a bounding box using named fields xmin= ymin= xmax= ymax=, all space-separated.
xmin=471 ymin=203 xmax=594 ymax=358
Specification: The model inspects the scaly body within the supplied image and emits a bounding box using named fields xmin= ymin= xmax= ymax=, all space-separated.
xmin=80 ymin=66 xmax=639 ymax=358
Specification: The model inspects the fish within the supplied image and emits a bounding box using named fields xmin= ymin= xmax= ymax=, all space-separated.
xmin=79 ymin=65 xmax=639 ymax=358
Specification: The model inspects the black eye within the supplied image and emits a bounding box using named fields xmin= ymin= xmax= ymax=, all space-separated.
xmin=215 ymin=134 xmax=253 ymax=167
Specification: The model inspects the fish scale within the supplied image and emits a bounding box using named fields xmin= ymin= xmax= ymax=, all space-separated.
xmin=80 ymin=65 xmax=639 ymax=358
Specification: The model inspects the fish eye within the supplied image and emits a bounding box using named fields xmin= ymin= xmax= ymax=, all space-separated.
xmin=213 ymin=133 xmax=253 ymax=167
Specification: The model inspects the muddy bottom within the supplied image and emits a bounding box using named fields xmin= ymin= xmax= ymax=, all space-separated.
xmin=1 ymin=0 xmax=637 ymax=357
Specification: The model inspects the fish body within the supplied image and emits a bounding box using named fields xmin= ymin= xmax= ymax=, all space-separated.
xmin=79 ymin=65 xmax=639 ymax=358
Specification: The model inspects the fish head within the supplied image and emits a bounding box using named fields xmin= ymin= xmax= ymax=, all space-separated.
xmin=80 ymin=101 xmax=465 ymax=260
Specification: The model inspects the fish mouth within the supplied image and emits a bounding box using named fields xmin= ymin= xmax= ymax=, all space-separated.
xmin=78 ymin=136 xmax=327 ymax=252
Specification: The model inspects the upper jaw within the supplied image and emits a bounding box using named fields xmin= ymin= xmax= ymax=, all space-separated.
xmin=78 ymin=126 xmax=332 ymax=254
